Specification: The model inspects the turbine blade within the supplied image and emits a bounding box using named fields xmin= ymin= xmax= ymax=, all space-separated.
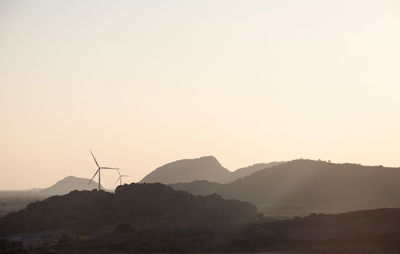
xmin=100 ymin=167 xmax=118 ymax=170
xmin=90 ymin=150 xmax=100 ymax=168
xmin=88 ymin=169 xmax=100 ymax=185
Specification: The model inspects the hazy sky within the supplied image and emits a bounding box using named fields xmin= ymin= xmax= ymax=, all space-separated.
xmin=1 ymin=0 xmax=400 ymax=189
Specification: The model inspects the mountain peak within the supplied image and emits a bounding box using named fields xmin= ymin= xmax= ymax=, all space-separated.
xmin=62 ymin=176 xmax=78 ymax=181
xmin=140 ymin=156 xmax=230 ymax=184
xmin=183 ymin=155 xmax=222 ymax=166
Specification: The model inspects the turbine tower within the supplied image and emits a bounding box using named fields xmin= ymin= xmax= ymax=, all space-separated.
xmin=89 ymin=150 xmax=118 ymax=191
xmin=115 ymin=169 xmax=130 ymax=186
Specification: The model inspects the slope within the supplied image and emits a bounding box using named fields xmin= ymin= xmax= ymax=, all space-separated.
xmin=172 ymin=159 xmax=400 ymax=215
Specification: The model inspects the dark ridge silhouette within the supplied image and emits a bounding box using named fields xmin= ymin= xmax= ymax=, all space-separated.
xmin=170 ymin=180 xmax=223 ymax=196
xmin=171 ymin=159 xmax=400 ymax=215
xmin=140 ymin=156 xmax=284 ymax=184
xmin=286 ymin=208 xmax=400 ymax=227
xmin=39 ymin=176 xmax=102 ymax=196
xmin=0 ymin=183 xmax=257 ymax=235
xmin=231 ymin=208 xmax=400 ymax=252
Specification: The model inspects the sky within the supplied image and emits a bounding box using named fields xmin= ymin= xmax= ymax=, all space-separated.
xmin=1 ymin=0 xmax=400 ymax=189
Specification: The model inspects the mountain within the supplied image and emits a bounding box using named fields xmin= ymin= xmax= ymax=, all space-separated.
xmin=39 ymin=176 xmax=102 ymax=196
xmin=0 ymin=183 xmax=257 ymax=234
xmin=140 ymin=156 xmax=231 ymax=184
xmin=140 ymin=156 xmax=284 ymax=184
xmin=171 ymin=159 xmax=400 ymax=215
xmin=226 ymin=162 xmax=284 ymax=182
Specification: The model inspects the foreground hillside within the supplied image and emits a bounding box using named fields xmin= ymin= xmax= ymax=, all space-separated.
xmin=171 ymin=159 xmax=400 ymax=215
xmin=0 ymin=183 xmax=257 ymax=235
xmin=3 ymin=208 xmax=400 ymax=253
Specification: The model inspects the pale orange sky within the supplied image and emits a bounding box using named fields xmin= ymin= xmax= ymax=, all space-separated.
xmin=1 ymin=0 xmax=400 ymax=189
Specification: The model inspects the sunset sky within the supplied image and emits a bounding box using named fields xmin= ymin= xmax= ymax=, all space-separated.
xmin=1 ymin=0 xmax=400 ymax=189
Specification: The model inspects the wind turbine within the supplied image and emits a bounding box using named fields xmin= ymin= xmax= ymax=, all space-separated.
xmin=115 ymin=169 xmax=130 ymax=186
xmin=89 ymin=150 xmax=118 ymax=191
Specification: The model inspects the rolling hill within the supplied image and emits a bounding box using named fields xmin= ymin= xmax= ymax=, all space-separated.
xmin=171 ymin=159 xmax=400 ymax=215
xmin=39 ymin=176 xmax=102 ymax=196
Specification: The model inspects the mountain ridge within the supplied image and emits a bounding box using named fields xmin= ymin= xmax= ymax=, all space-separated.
xmin=140 ymin=156 xmax=284 ymax=184
xmin=171 ymin=159 xmax=400 ymax=215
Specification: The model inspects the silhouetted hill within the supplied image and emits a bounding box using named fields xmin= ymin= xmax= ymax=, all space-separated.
xmin=0 ymin=183 xmax=257 ymax=234
xmin=171 ymin=159 xmax=400 ymax=215
xmin=39 ymin=176 xmax=102 ymax=196
xmin=140 ymin=156 xmax=284 ymax=184
xmin=170 ymin=180 xmax=223 ymax=196
xmin=140 ymin=156 xmax=231 ymax=184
